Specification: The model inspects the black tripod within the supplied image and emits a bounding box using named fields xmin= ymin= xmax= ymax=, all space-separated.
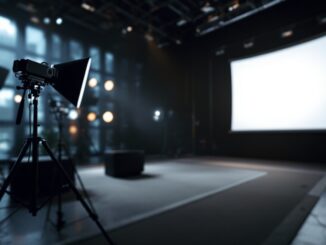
xmin=0 ymin=79 xmax=115 ymax=244
xmin=45 ymin=99 xmax=98 ymax=231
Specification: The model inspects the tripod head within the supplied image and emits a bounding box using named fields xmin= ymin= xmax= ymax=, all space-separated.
xmin=15 ymin=75 xmax=47 ymax=125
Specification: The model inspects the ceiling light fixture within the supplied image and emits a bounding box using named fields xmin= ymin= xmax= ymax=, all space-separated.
xmin=81 ymin=2 xmax=96 ymax=12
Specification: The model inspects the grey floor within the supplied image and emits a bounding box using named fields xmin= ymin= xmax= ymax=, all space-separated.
xmin=292 ymin=177 xmax=326 ymax=245
xmin=0 ymin=158 xmax=265 ymax=245
xmin=0 ymin=157 xmax=325 ymax=245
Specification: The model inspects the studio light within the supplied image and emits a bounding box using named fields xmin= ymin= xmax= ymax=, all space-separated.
xmin=88 ymin=77 xmax=98 ymax=88
xmin=243 ymin=40 xmax=254 ymax=49
xmin=103 ymin=111 xmax=113 ymax=123
xmin=30 ymin=16 xmax=40 ymax=24
xmin=153 ymin=110 xmax=162 ymax=121
xmin=14 ymin=94 xmax=22 ymax=103
xmin=43 ymin=17 xmax=51 ymax=24
xmin=104 ymin=80 xmax=114 ymax=91
xmin=87 ymin=112 xmax=97 ymax=122
xmin=81 ymin=2 xmax=95 ymax=12
xmin=56 ymin=17 xmax=63 ymax=25
xmin=13 ymin=58 xmax=91 ymax=108
xmin=68 ymin=109 xmax=78 ymax=120
xmin=0 ymin=66 xmax=9 ymax=89
xmin=176 ymin=19 xmax=187 ymax=26
xmin=201 ymin=3 xmax=214 ymax=13
xmin=69 ymin=125 xmax=78 ymax=134
xmin=281 ymin=30 xmax=293 ymax=38
xmin=127 ymin=26 xmax=133 ymax=32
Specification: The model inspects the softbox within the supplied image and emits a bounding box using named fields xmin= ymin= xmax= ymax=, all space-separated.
xmin=53 ymin=58 xmax=91 ymax=108
xmin=0 ymin=66 xmax=9 ymax=89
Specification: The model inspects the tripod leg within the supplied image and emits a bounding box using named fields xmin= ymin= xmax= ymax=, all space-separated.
xmin=41 ymin=140 xmax=115 ymax=245
xmin=0 ymin=140 xmax=31 ymax=200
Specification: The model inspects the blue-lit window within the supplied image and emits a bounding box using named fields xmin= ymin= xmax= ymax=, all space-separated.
xmin=0 ymin=127 xmax=14 ymax=158
xmin=90 ymin=47 xmax=100 ymax=70
xmin=52 ymin=34 xmax=62 ymax=60
xmin=0 ymin=16 xmax=17 ymax=47
xmin=0 ymin=88 xmax=14 ymax=121
xmin=105 ymin=52 xmax=114 ymax=73
xmin=26 ymin=26 xmax=46 ymax=55
xmin=89 ymin=128 xmax=100 ymax=153
xmin=69 ymin=40 xmax=83 ymax=60
xmin=0 ymin=49 xmax=16 ymax=86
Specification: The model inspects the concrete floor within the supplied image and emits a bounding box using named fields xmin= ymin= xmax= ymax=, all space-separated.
xmin=0 ymin=157 xmax=325 ymax=245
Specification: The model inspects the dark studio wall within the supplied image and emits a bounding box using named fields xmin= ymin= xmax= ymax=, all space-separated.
xmin=180 ymin=0 xmax=326 ymax=162
xmin=0 ymin=4 xmax=193 ymax=156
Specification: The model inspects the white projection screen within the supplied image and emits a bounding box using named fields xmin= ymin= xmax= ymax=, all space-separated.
xmin=231 ymin=35 xmax=326 ymax=132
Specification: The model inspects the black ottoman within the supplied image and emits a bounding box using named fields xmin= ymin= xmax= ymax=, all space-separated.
xmin=104 ymin=150 xmax=144 ymax=177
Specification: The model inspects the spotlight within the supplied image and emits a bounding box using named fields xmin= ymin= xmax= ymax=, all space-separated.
xmin=155 ymin=110 xmax=161 ymax=117
xmin=243 ymin=40 xmax=254 ymax=49
xmin=30 ymin=16 xmax=40 ymax=24
xmin=68 ymin=109 xmax=78 ymax=120
xmin=104 ymin=80 xmax=114 ymax=91
xmin=176 ymin=19 xmax=187 ymax=27
xmin=43 ymin=17 xmax=50 ymax=24
xmin=69 ymin=125 xmax=78 ymax=135
xmin=88 ymin=78 xmax=98 ymax=88
xmin=103 ymin=111 xmax=113 ymax=123
xmin=228 ymin=1 xmax=240 ymax=11
xmin=215 ymin=47 xmax=225 ymax=56
xmin=81 ymin=2 xmax=95 ymax=12
xmin=153 ymin=110 xmax=162 ymax=121
xmin=201 ymin=3 xmax=214 ymax=13
xmin=145 ymin=33 xmax=154 ymax=42
xmin=127 ymin=26 xmax=133 ymax=32
xmin=14 ymin=94 xmax=22 ymax=103
xmin=56 ymin=17 xmax=63 ymax=25
xmin=281 ymin=30 xmax=293 ymax=38
xmin=87 ymin=112 xmax=97 ymax=122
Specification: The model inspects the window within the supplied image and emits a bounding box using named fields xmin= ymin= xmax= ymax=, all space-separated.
xmin=0 ymin=16 xmax=17 ymax=47
xmin=105 ymin=52 xmax=114 ymax=73
xmin=0 ymin=88 xmax=14 ymax=121
xmin=0 ymin=127 xmax=14 ymax=158
xmin=90 ymin=47 xmax=100 ymax=70
xmin=52 ymin=34 xmax=62 ymax=60
xmin=26 ymin=26 xmax=46 ymax=55
xmin=0 ymin=49 xmax=16 ymax=86
xmin=69 ymin=40 xmax=83 ymax=60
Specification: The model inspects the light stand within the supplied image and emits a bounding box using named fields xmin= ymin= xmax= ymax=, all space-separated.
xmin=45 ymin=100 xmax=98 ymax=231
xmin=0 ymin=77 xmax=115 ymax=244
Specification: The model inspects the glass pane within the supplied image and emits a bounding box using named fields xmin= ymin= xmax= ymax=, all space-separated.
xmin=0 ymin=49 xmax=16 ymax=86
xmin=90 ymin=47 xmax=100 ymax=70
xmin=0 ymin=126 xmax=14 ymax=158
xmin=0 ymin=88 xmax=14 ymax=121
xmin=26 ymin=26 xmax=46 ymax=55
xmin=105 ymin=52 xmax=114 ymax=73
xmin=52 ymin=34 xmax=62 ymax=60
xmin=0 ymin=16 xmax=17 ymax=47
xmin=89 ymin=128 xmax=100 ymax=153
xmin=69 ymin=40 xmax=83 ymax=60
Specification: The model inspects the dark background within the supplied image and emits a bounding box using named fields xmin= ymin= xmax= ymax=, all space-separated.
xmin=1 ymin=0 xmax=326 ymax=162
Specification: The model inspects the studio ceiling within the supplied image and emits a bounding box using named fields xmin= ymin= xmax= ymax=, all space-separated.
xmin=2 ymin=0 xmax=286 ymax=46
